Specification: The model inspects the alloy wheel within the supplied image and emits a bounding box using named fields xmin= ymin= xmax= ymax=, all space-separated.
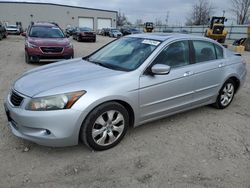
xmin=91 ymin=110 xmax=125 ymax=146
xmin=220 ymin=82 xmax=234 ymax=107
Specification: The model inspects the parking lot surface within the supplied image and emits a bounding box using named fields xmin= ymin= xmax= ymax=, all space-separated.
xmin=0 ymin=35 xmax=250 ymax=188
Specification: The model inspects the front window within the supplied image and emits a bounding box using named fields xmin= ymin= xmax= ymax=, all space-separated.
xmin=8 ymin=25 xmax=17 ymax=29
xmin=87 ymin=37 xmax=160 ymax=71
xmin=153 ymin=40 xmax=190 ymax=68
xmin=29 ymin=26 xmax=65 ymax=38
xmin=111 ymin=29 xmax=120 ymax=33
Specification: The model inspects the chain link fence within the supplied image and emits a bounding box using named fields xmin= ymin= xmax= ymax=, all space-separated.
xmin=135 ymin=24 xmax=249 ymax=41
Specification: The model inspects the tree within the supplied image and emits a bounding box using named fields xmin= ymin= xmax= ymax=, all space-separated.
xmin=186 ymin=0 xmax=214 ymax=25
xmin=117 ymin=11 xmax=131 ymax=27
xmin=135 ymin=19 xmax=143 ymax=26
xmin=231 ymin=0 xmax=250 ymax=24
xmin=155 ymin=18 xmax=162 ymax=26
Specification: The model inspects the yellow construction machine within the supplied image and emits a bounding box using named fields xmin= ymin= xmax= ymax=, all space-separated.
xmin=144 ymin=22 xmax=154 ymax=33
xmin=233 ymin=26 xmax=250 ymax=51
xmin=205 ymin=17 xmax=228 ymax=43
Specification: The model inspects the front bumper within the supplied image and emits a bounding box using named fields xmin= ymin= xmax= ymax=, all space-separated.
xmin=4 ymin=91 xmax=83 ymax=147
xmin=26 ymin=47 xmax=74 ymax=62
xmin=7 ymin=30 xmax=20 ymax=35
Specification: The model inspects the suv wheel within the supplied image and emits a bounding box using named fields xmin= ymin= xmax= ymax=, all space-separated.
xmin=25 ymin=52 xmax=31 ymax=64
xmin=80 ymin=102 xmax=129 ymax=151
xmin=214 ymin=79 xmax=235 ymax=109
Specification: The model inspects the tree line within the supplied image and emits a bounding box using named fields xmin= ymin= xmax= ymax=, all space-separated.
xmin=118 ymin=0 xmax=250 ymax=26
xmin=186 ymin=0 xmax=250 ymax=25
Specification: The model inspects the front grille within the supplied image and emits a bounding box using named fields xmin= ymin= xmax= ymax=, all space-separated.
xmin=10 ymin=91 xmax=24 ymax=107
xmin=40 ymin=47 xmax=63 ymax=53
xmin=85 ymin=32 xmax=94 ymax=35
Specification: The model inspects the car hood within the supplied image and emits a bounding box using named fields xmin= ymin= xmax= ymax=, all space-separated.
xmin=28 ymin=37 xmax=70 ymax=46
xmin=14 ymin=58 xmax=123 ymax=97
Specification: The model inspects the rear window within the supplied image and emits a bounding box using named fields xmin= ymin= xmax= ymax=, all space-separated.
xmin=193 ymin=40 xmax=216 ymax=63
xmin=80 ymin=27 xmax=92 ymax=32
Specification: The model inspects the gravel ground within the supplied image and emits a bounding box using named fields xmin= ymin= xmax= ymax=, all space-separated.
xmin=0 ymin=35 xmax=250 ymax=188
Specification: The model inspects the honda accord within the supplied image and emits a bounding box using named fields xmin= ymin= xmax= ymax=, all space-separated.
xmin=4 ymin=33 xmax=247 ymax=150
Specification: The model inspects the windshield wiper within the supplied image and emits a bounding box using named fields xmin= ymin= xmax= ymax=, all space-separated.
xmin=87 ymin=60 xmax=128 ymax=71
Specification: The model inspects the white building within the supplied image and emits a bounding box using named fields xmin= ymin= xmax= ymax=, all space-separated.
xmin=0 ymin=1 xmax=117 ymax=30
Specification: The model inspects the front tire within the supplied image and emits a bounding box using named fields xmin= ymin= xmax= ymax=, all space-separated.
xmin=80 ymin=102 xmax=129 ymax=151
xmin=25 ymin=52 xmax=31 ymax=64
xmin=214 ymin=79 xmax=235 ymax=109
xmin=77 ymin=36 xmax=81 ymax=42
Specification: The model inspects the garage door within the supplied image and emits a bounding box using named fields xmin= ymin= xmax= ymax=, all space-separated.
xmin=97 ymin=18 xmax=111 ymax=30
xmin=78 ymin=17 xmax=94 ymax=29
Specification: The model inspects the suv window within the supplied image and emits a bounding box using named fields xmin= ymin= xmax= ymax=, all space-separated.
xmin=193 ymin=40 xmax=216 ymax=63
xmin=153 ymin=40 xmax=190 ymax=68
xmin=215 ymin=44 xmax=224 ymax=59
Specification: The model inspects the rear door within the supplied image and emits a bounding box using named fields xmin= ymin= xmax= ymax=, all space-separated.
xmin=190 ymin=40 xmax=225 ymax=104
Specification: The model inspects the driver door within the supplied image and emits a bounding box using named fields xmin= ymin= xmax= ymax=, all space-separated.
xmin=139 ymin=40 xmax=195 ymax=122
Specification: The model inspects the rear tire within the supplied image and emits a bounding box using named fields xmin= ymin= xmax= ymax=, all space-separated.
xmin=80 ymin=102 xmax=129 ymax=151
xmin=213 ymin=79 xmax=235 ymax=109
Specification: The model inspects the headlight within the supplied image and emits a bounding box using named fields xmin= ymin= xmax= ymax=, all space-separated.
xmin=66 ymin=43 xmax=73 ymax=48
xmin=26 ymin=91 xmax=86 ymax=111
xmin=26 ymin=41 xmax=37 ymax=48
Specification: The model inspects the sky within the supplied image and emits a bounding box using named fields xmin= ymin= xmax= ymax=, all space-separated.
xmin=1 ymin=0 xmax=233 ymax=25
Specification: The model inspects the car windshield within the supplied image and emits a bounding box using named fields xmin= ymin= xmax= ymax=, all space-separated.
xmin=111 ymin=29 xmax=120 ymax=33
xmin=87 ymin=37 xmax=161 ymax=71
xmin=80 ymin=27 xmax=92 ymax=32
xmin=7 ymin=25 xmax=17 ymax=28
xmin=29 ymin=26 xmax=65 ymax=38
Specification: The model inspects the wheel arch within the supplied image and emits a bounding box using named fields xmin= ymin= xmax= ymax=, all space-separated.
xmin=224 ymin=75 xmax=240 ymax=93
xmin=78 ymin=99 xmax=135 ymax=142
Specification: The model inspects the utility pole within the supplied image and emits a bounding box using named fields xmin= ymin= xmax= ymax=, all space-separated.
xmin=165 ymin=11 xmax=170 ymax=26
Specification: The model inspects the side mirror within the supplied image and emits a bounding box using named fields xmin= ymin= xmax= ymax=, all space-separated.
xmin=151 ymin=64 xmax=171 ymax=75
xmin=225 ymin=19 xmax=228 ymax=22
xmin=21 ymin=32 xmax=26 ymax=37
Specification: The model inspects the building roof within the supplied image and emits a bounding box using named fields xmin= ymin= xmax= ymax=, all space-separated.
xmin=0 ymin=1 xmax=118 ymax=13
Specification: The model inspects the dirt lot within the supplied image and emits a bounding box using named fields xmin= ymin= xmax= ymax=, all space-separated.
xmin=0 ymin=35 xmax=250 ymax=188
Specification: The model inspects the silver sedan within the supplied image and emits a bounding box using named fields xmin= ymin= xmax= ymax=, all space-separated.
xmin=4 ymin=33 xmax=247 ymax=150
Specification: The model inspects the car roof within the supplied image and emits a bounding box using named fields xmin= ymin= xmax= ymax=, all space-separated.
xmin=127 ymin=33 xmax=207 ymax=42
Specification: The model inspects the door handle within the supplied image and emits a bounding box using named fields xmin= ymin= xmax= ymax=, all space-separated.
xmin=219 ymin=63 xmax=225 ymax=68
xmin=183 ymin=71 xmax=194 ymax=77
